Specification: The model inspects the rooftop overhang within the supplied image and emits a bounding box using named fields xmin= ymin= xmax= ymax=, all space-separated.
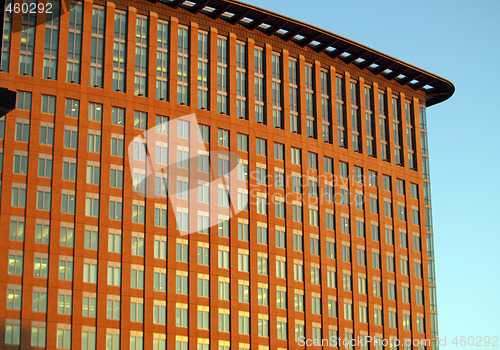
xmin=0 ymin=88 xmax=16 ymax=117
xmin=148 ymin=0 xmax=454 ymax=106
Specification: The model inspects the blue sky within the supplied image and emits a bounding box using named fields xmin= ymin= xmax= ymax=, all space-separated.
xmin=244 ymin=0 xmax=500 ymax=347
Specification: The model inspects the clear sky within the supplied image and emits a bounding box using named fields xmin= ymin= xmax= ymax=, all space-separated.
xmin=243 ymin=0 xmax=500 ymax=347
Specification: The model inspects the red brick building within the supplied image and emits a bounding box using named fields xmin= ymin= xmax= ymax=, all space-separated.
xmin=0 ymin=0 xmax=453 ymax=349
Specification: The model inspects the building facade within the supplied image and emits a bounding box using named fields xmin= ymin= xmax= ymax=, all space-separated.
xmin=0 ymin=0 xmax=453 ymax=349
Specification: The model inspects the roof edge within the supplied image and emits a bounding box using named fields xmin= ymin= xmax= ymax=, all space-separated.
xmin=150 ymin=0 xmax=455 ymax=106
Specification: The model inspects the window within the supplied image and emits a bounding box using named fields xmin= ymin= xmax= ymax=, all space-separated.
xmin=132 ymin=203 xmax=145 ymax=223
xmin=217 ymin=129 xmax=229 ymax=147
xmin=130 ymin=300 xmax=144 ymax=322
xmin=219 ymin=311 xmax=230 ymax=332
xmin=1 ymin=0 xmax=12 ymax=72
xmin=111 ymin=136 xmax=124 ymax=157
xmin=239 ymin=315 xmax=250 ymax=335
xmin=57 ymin=292 xmax=72 ymax=315
xmin=8 ymin=253 xmax=23 ymax=275
xmin=132 ymin=235 xmax=145 ymax=256
xmin=276 ymin=260 xmax=286 ymax=279
xmin=10 ymin=218 xmax=25 ymax=241
xmin=32 ymin=290 xmax=47 ymax=312
xmin=305 ymin=64 xmax=316 ymax=138
xmin=293 ymin=263 xmax=304 ymax=282
xmin=61 ymin=192 xmax=76 ymax=214
xmin=277 ymin=321 xmax=288 ymax=340
xmin=374 ymin=308 xmax=383 ymax=325
xmin=398 ymin=205 xmax=407 ymax=221
xmin=258 ymin=287 xmax=269 ymax=306
xmin=372 ymin=252 xmax=381 ymax=270
xmin=108 ymin=232 xmax=121 ymax=253
xmin=291 ymin=147 xmax=301 ymax=164
xmin=411 ymin=183 xmax=419 ymax=199
xmin=311 ymin=267 xmax=321 ymax=285
xmin=387 ymin=256 xmax=395 ymax=272
xmin=67 ymin=1 xmax=83 ymax=83
xmin=311 ymin=296 xmax=322 ymax=315
xmin=6 ymin=287 xmax=22 ymax=310
xmin=82 ymin=296 xmax=97 ymax=317
xmin=292 ymin=293 xmax=304 ymax=312
xmin=11 ymin=185 xmax=26 ymax=208
xmin=341 ymin=217 xmax=350 ymax=234
xmin=196 ymin=31 xmax=209 ymax=108
xmin=305 ymin=153 xmax=318 ymax=171
xmin=370 ymin=197 xmax=378 ymax=214
xmin=15 ymin=120 xmax=30 ymax=142
xmin=386 ymin=228 xmax=394 ymax=245
xmin=388 ymin=283 xmax=397 ymax=300
xmin=397 ymin=179 xmax=406 ymax=195
xmin=85 ymin=195 xmax=99 ymax=217
xmin=64 ymin=128 xmax=78 ymax=149
xmin=88 ymin=102 xmax=102 ymax=122
xmin=83 ymin=262 xmax=97 ymax=283
xmin=107 ymin=265 xmax=121 ymax=286
xmin=65 ymin=99 xmax=80 ymax=118
xmin=56 ymin=326 xmax=72 ymax=349
xmin=175 ymin=305 xmax=188 ymax=327
xmin=257 ymin=195 xmax=267 ymax=214
xmin=402 ymin=286 xmax=410 ymax=303
xmin=38 ymin=155 xmax=53 ymax=178
xmin=371 ymin=224 xmax=380 ymax=241
xmin=11 ymin=153 xmax=26 ymax=176
xmin=384 ymin=201 xmax=393 ymax=218
xmin=326 ymin=242 xmax=336 ymax=259
xmin=276 ymin=290 xmax=287 ymax=308
xmin=356 ymin=220 xmax=365 ymax=238
xmin=256 ymin=138 xmax=267 ymax=156
xmin=153 ymin=19 xmax=170 ymax=99
xmin=219 ymin=280 xmax=230 ymax=300
xmin=198 ymin=276 xmax=209 ymax=297
xmin=254 ymin=47 xmax=265 ymax=123
xmin=36 ymin=188 xmax=51 ymax=211
xmin=134 ymin=111 xmax=147 ymax=130
xmin=19 ymin=1 xmax=37 ymax=74
xmin=34 ymin=256 xmax=49 ymax=277
xmin=342 ymin=245 xmax=351 ymax=263
xmin=154 ymin=271 xmax=167 ymax=292
xmin=31 ymin=324 xmax=46 ymax=347
xmin=60 ymin=225 xmax=74 ymax=247
xmin=134 ymin=15 xmax=148 ymax=95
xmin=358 ymin=249 xmax=366 ymax=266
xmin=258 ymin=317 xmax=269 ymax=337
xmin=292 ymin=204 xmax=302 ymax=222
xmin=238 ymin=252 xmax=249 ymax=272
xmin=176 ymin=242 xmax=189 ymax=262
xmin=5 ymin=321 xmax=21 ymax=345
xmin=401 ymin=259 xmax=409 ymax=275
xmin=112 ymin=10 xmax=127 ymax=91
xmin=412 ymin=209 xmax=420 ymax=225
xmin=131 ymin=267 xmax=145 ymax=289
xmin=414 ymin=235 xmax=421 ymax=252
xmin=40 ymin=124 xmax=54 ymax=145
xmin=237 ymin=134 xmax=248 ymax=151
xmin=177 ymin=26 xmax=190 ymax=103
xmin=257 ymin=226 xmax=268 ymax=244
xmin=293 ymin=233 xmax=303 ymax=252
xmin=257 ymin=256 xmax=268 ymax=275
xmin=274 ymin=143 xmax=284 ymax=160
xmin=358 ymin=277 xmax=367 ymax=294
xmin=383 ymin=175 xmax=392 ymax=191
xmin=106 ymin=295 xmax=121 ymax=320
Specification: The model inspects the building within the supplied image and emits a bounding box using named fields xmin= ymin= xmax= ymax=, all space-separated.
xmin=0 ymin=0 xmax=453 ymax=349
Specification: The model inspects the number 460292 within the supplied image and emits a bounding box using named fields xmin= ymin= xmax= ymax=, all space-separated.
xmin=5 ymin=2 xmax=53 ymax=14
